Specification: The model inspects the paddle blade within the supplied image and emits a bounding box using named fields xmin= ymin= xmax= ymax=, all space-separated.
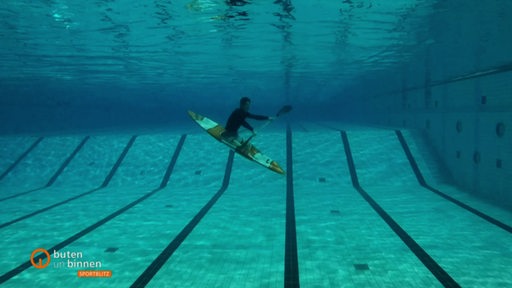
xmin=276 ymin=105 xmax=292 ymax=117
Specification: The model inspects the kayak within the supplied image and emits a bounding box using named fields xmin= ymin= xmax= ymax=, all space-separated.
xmin=187 ymin=110 xmax=285 ymax=175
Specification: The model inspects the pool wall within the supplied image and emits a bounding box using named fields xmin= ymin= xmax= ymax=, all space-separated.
xmin=349 ymin=1 xmax=512 ymax=208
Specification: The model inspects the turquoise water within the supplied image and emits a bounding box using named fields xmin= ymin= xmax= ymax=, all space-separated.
xmin=0 ymin=123 xmax=511 ymax=287
xmin=1 ymin=0 xmax=512 ymax=287
xmin=1 ymin=0 xmax=444 ymax=133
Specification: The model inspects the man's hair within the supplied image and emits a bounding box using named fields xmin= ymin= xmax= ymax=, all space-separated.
xmin=240 ymin=97 xmax=251 ymax=107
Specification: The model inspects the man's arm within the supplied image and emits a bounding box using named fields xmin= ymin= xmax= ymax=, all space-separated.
xmin=246 ymin=112 xmax=270 ymax=121
xmin=241 ymin=120 xmax=254 ymax=132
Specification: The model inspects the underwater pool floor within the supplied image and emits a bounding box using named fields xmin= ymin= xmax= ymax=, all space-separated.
xmin=0 ymin=122 xmax=511 ymax=287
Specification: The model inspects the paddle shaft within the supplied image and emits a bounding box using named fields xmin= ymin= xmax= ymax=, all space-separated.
xmin=244 ymin=105 xmax=291 ymax=144
xmin=244 ymin=120 xmax=271 ymax=143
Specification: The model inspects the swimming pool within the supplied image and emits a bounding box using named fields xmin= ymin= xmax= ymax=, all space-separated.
xmin=1 ymin=0 xmax=511 ymax=287
xmin=0 ymin=123 xmax=511 ymax=287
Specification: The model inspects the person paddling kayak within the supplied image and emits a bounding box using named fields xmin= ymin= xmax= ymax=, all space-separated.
xmin=221 ymin=97 xmax=274 ymax=146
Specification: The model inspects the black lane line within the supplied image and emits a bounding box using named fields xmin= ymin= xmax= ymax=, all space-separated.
xmin=101 ymin=135 xmax=137 ymax=188
xmin=46 ymin=136 xmax=90 ymax=187
xmin=0 ymin=187 xmax=42 ymax=203
xmin=0 ymin=136 xmax=136 ymax=203
xmin=340 ymin=131 xmax=460 ymax=288
xmin=158 ymin=134 xmax=184 ymax=189
xmin=0 ymin=188 xmax=99 ymax=230
xmin=0 ymin=135 xmax=138 ymax=230
xmin=396 ymin=130 xmax=512 ymax=234
xmin=284 ymin=124 xmax=300 ymax=288
xmin=0 ymin=137 xmax=44 ymax=181
xmin=130 ymin=150 xmax=234 ymax=288
xmin=0 ymin=136 xmax=90 ymax=202
xmin=0 ymin=134 xmax=187 ymax=285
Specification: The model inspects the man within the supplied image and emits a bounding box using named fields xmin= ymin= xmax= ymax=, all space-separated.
xmin=222 ymin=97 xmax=274 ymax=147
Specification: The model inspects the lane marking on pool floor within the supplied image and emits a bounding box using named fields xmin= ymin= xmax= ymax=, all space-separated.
xmin=340 ymin=131 xmax=460 ymax=288
xmin=314 ymin=122 xmax=511 ymax=233
xmin=46 ymin=136 xmax=90 ymax=187
xmin=0 ymin=136 xmax=137 ymax=230
xmin=284 ymin=124 xmax=300 ymax=288
xmin=0 ymin=134 xmax=186 ymax=284
xmin=130 ymin=150 xmax=234 ymax=288
xmin=0 ymin=137 xmax=45 ymax=181
xmin=0 ymin=136 xmax=89 ymax=202
xmin=395 ymin=130 xmax=512 ymax=234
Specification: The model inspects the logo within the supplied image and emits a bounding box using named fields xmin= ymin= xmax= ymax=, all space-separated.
xmin=30 ymin=248 xmax=51 ymax=269
xmin=29 ymin=248 xmax=112 ymax=278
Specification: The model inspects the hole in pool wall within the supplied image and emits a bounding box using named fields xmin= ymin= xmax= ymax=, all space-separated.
xmin=456 ymin=151 xmax=461 ymax=159
xmin=496 ymin=122 xmax=505 ymax=138
xmin=456 ymin=120 xmax=463 ymax=133
xmin=473 ymin=151 xmax=481 ymax=165
xmin=481 ymin=95 xmax=487 ymax=104
xmin=496 ymin=159 xmax=502 ymax=168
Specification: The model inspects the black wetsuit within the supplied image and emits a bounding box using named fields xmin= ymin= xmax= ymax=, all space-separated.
xmin=224 ymin=108 xmax=268 ymax=136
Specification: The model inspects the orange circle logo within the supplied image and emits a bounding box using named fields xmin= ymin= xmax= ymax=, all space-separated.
xmin=30 ymin=248 xmax=51 ymax=269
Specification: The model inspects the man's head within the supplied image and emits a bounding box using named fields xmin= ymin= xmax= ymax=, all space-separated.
xmin=240 ymin=97 xmax=251 ymax=112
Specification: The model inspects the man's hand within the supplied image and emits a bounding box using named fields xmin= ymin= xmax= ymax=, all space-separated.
xmin=268 ymin=116 xmax=275 ymax=121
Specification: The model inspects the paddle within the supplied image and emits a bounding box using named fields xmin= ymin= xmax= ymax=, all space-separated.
xmin=242 ymin=105 xmax=292 ymax=145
